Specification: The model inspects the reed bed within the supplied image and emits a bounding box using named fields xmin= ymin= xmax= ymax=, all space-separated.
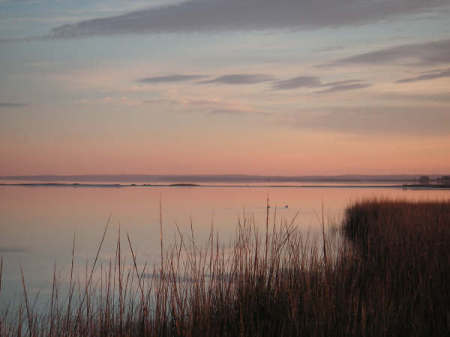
xmin=0 ymin=199 xmax=449 ymax=337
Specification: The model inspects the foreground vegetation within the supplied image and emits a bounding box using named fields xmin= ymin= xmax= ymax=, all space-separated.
xmin=0 ymin=199 xmax=449 ymax=336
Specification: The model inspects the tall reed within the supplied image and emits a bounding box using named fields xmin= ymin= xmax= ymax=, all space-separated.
xmin=0 ymin=199 xmax=448 ymax=336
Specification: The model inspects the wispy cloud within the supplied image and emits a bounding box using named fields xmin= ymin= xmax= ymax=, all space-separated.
xmin=209 ymin=108 xmax=248 ymax=115
xmin=274 ymin=76 xmax=321 ymax=90
xmin=293 ymin=106 xmax=450 ymax=136
xmin=329 ymin=39 xmax=450 ymax=67
xmin=144 ymin=94 xmax=268 ymax=117
xmin=0 ymin=246 xmax=26 ymax=253
xmin=137 ymin=71 xmax=369 ymax=94
xmin=397 ymin=68 xmax=450 ymax=83
xmin=0 ymin=102 xmax=27 ymax=108
xmin=316 ymin=82 xmax=371 ymax=94
xmin=377 ymin=92 xmax=450 ymax=103
xmin=201 ymin=74 xmax=274 ymax=85
xmin=48 ymin=0 xmax=447 ymax=38
xmin=208 ymin=107 xmax=269 ymax=116
xmin=273 ymin=76 xmax=369 ymax=94
xmin=138 ymin=74 xmax=207 ymax=84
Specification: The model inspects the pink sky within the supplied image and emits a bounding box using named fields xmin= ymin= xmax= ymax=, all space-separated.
xmin=1 ymin=0 xmax=449 ymax=176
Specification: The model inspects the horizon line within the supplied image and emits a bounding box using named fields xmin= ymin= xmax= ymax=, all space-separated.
xmin=1 ymin=173 xmax=448 ymax=183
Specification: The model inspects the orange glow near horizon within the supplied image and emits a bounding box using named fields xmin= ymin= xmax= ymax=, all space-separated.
xmin=1 ymin=128 xmax=449 ymax=176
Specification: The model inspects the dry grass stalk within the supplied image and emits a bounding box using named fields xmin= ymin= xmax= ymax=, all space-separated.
xmin=1 ymin=199 xmax=448 ymax=336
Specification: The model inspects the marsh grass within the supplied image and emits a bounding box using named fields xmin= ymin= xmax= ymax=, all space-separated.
xmin=342 ymin=199 xmax=450 ymax=336
xmin=0 ymin=199 xmax=449 ymax=336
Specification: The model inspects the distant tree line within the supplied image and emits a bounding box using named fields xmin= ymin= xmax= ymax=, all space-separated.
xmin=418 ymin=175 xmax=450 ymax=185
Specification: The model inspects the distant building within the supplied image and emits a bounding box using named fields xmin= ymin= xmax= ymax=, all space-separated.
xmin=419 ymin=176 xmax=430 ymax=185
xmin=438 ymin=176 xmax=450 ymax=185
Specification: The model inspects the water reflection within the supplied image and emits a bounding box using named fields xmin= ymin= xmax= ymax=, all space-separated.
xmin=0 ymin=185 xmax=448 ymax=310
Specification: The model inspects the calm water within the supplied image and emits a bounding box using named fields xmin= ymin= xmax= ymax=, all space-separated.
xmin=0 ymin=184 xmax=449 ymax=310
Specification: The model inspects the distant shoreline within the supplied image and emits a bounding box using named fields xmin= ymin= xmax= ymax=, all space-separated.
xmin=1 ymin=182 xmax=449 ymax=190
xmin=1 ymin=174 xmax=448 ymax=184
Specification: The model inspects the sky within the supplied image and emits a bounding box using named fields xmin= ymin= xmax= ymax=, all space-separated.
xmin=1 ymin=0 xmax=450 ymax=176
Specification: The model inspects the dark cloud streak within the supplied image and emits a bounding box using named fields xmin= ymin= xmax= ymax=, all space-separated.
xmin=0 ymin=102 xmax=27 ymax=108
xmin=273 ymin=76 xmax=370 ymax=94
xmin=49 ymin=0 xmax=446 ymax=38
xmin=209 ymin=108 xmax=246 ymax=115
xmin=329 ymin=39 xmax=450 ymax=67
xmin=377 ymin=92 xmax=450 ymax=103
xmin=138 ymin=74 xmax=207 ymax=83
xmin=201 ymin=74 xmax=274 ymax=85
xmin=316 ymin=83 xmax=371 ymax=94
xmin=0 ymin=246 xmax=26 ymax=253
xmin=397 ymin=68 xmax=450 ymax=83
xmin=274 ymin=76 xmax=321 ymax=90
